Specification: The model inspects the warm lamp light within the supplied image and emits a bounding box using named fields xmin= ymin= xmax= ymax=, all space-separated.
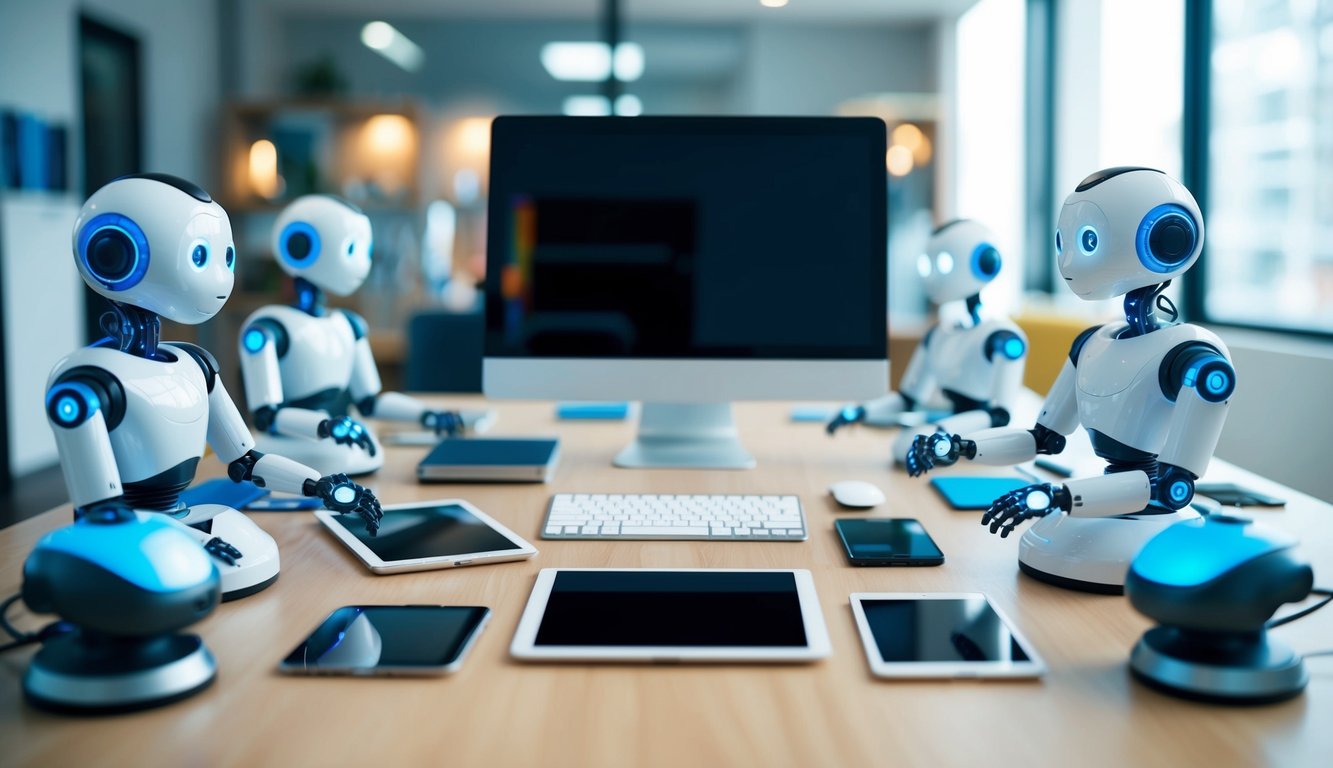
xmin=248 ymin=139 xmax=280 ymax=198
xmin=886 ymin=145 xmax=914 ymax=177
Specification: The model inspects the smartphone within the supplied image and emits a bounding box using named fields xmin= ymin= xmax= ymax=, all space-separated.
xmin=930 ymin=476 xmax=1031 ymax=510
xmin=278 ymin=605 xmax=491 ymax=676
xmin=835 ymin=518 xmax=944 ymax=566
xmin=1195 ymin=482 xmax=1286 ymax=507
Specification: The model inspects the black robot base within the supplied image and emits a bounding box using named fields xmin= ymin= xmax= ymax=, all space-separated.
xmin=24 ymin=631 xmax=216 ymax=715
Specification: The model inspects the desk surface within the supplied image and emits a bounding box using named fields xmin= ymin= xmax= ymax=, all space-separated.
xmin=2 ymin=400 xmax=1331 ymax=768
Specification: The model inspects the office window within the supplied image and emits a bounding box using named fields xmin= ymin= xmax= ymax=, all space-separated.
xmin=1203 ymin=0 xmax=1333 ymax=334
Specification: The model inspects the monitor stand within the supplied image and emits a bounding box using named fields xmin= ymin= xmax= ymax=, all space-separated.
xmin=614 ymin=403 xmax=756 ymax=470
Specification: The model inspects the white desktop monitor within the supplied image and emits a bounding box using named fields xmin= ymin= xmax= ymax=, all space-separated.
xmin=484 ymin=116 xmax=888 ymax=469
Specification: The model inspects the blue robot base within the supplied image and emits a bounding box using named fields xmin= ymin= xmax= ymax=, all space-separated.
xmin=1129 ymin=626 xmax=1307 ymax=704
xmin=24 ymin=631 xmax=216 ymax=714
xmin=1018 ymin=508 xmax=1200 ymax=594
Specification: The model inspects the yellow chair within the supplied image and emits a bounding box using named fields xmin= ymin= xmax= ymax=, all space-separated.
xmin=1013 ymin=310 xmax=1096 ymax=395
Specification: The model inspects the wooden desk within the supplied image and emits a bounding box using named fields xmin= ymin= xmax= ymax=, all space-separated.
xmin=2 ymin=400 xmax=1331 ymax=767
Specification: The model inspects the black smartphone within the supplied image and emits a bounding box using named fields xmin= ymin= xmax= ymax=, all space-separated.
xmin=278 ymin=605 xmax=491 ymax=676
xmin=1195 ymin=482 xmax=1286 ymax=508
xmin=835 ymin=518 xmax=944 ymax=567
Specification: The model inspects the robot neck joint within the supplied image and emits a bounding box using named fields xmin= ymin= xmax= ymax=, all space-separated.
xmin=294 ymin=277 xmax=325 ymax=317
xmin=1122 ymin=283 xmax=1173 ymax=338
xmin=965 ymin=294 xmax=982 ymax=326
xmin=100 ymin=302 xmax=162 ymax=359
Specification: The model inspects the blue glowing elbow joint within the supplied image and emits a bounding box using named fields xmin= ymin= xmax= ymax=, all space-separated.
xmin=46 ymin=382 xmax=102 ymax=428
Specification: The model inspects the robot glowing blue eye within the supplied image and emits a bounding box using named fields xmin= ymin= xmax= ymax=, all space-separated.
xmin=1026 ymin=490 xmax=1051 ymax=510
xmin=936 ymin=251 xmax=954 ymax=275
xmin=191 ymin=244 xmax=208 ymax=269
xmin=333 ymin=485 xmax=356 ymax=504
xmin=225 ymin=246 xmax=236 ymax=271
xmin=1054 ymin=230 xmax=1063 ymax=254
xmin=1078 ymin=226 xmax=1098 ymax=255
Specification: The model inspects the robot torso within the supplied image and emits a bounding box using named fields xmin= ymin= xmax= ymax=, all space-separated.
xmin=48 ymin=343 xmax=210 ymax=487
xmin=243 ymin=304 xmax=357 ymax=408
xmin=923 ymin=317 xmax=1027 ymax=406
xmin=1074 ymin=322 xmax=1227 ymax=455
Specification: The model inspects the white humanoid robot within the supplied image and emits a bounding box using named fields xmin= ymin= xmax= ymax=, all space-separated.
xmin=238 ymin=195 xmax=465 ymax=476
xmin=827 ymin=219 xmax=1028 ymax=466
xmin=908 ymin=167 xmax=1234 ymax=594
xmin=47 ymin=174 xmax=382 ymax=601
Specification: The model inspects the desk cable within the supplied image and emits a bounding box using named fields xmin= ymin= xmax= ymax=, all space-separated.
xmin=0 ymin=593 xmax=71 ymax=653
xmin=1268 ymin=587 xmax=1333 ymax=659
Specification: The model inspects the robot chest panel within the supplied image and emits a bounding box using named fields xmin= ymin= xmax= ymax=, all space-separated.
xmin=927 ymin=325 xmax=991 ymax=393
xmin=279 ymin=313 xmax=356 ymax=391
xmin=76 ymin=349 xmax=210 ymax=477
xmin=1074 ymin=327 xmax=1192 ymax=449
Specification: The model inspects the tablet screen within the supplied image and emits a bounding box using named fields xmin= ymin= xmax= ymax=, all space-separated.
xmin=534 ymin=570 xmax=808 ymax=647
xmin=329 ymin=503 xmax=525 ymax=561
xmin=859 ymin=596 xmax=1031 ymax=663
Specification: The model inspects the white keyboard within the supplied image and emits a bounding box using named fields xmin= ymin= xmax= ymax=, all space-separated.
xmin=542 ymin=494 xmax=807 ymax=541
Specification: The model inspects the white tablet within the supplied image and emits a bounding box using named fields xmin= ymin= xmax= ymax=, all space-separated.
xmin=850 ymin=592 xmax=1045 ymax=679
xmin=316 ymin=498 xmax=537 ymax=574
xmin=511 ymin=568 xmax=832 ymax=662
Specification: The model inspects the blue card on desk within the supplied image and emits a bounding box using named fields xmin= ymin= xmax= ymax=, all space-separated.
xmin=930 ymin=476 xmax=1031 ymax=510
xmin=557 ymin=402 xmax=629 ymax=420
xmin=417 ymin=438 xmax=560 ymax=483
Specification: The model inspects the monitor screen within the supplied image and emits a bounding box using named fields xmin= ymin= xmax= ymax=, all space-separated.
xmin=485 ymin=117 xmax=887 ymax=362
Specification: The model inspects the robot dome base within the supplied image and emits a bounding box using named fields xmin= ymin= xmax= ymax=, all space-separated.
xmin=1129 ymin=627 xmax=1307 ymax=704
xmin=24 ymin=632 xmax=216 ymax=714
xmin=254 ymin=432 xmax=383 ymax=476
xmin=1017 ymin=508 xmax=1199 ymax=594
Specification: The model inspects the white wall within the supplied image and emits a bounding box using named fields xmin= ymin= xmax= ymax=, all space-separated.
xmin=0 ymin=0 xmax=220 ymax=480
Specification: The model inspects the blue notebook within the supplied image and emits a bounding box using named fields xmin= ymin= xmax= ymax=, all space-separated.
xmin=417 ymin=438 xmax=560 ymax=483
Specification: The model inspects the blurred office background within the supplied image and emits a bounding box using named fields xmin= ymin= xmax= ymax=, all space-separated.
xmin=2 ymin=0 xmax=1331 ymax=523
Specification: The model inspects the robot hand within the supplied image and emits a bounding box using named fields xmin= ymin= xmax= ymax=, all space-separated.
xmin=906 ymin=432 xmax=976 ymax=477
xmin=422 ymin=410 xmax=466 ymax=437
xmin=204 ymin=537 xmax=243 ymax=566
xmin=981 ymin=483 xmax=1072 ymax=538
xmin=317 ymin=416 xmax=377 ymax=457
xmin=825 ymin=405 xmax=867 ymax=435
xmin=306 ymin=473 xmax=383 ymax=535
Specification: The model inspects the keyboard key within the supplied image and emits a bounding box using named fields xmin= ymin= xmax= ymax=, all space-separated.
xmin=543 ymin=494 xmax=804 ymax=541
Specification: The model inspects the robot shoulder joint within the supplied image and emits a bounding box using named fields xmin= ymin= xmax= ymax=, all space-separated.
xmin=47 ymin=366 xmax=126 ymax=429
xmin=1068 ymin=325 xmax=1103 ymax=365
xmin=241 ymin=318 xmax=290 ymax=358
xmin=171 ymin=342 xmax=220 ymax=393
xmin=1159 ymin=341 xmax=1236 ymax=403
xmin=984 ymin=329 xmax=1027 ymax=361
xmin=339 ymin=308 xmax=368 ymax=340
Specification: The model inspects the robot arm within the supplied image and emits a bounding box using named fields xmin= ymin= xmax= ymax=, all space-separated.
xmin=239 ymin=321 xmax=376 ymax=454
xmin=905 ymin=355 xmax=1080 ymax=476
xmin=204 ymin=357 xmax=383 ymax=534
xmin=827 ymin=325 xmax=935 ymax=434
xmin=343 ymin=310 xmax=465 ymax=437
xmin=1154 ymin=342 xmax=1236 ymax=510
xmin=45 ymin=372 xmax=130 ymax=518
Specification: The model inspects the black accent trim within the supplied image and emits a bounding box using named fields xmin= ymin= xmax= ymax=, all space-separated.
xmin=1074 ymin=166 xmax=1164 ymax=192
xmin=287 ymin=387 xmax=351 ymax=417
xmin=1069 ymin=325 xmax=1102 ymax=365
xmin=941 ymin=389 xmax=985 ymax=414
xmin=988 ymin=407 xmax=1011 ymax=428
xmin=356 ymin=395 xmax=377 ymax=416
xmin=293 ymin=277 xmax=325 ymax=317
xmin=964 ymin=295 xmax=982 ymax=326
xmin=246 ymin=318 xmax=290 ymax=359
xmin=113 ymin=172 xmax=211 ymax=203
xmin=930 ymin=218 xmax=966 ymax=236
xmin=900 ymin=393 xmax=917 ymax=412
xmin=921 ymin=324 xmax=938 ymax=349
xmin=984 ymin=329 xmax=1024 ymax=361
xmin=52 ymin=367 xmax=127 ymax=431
xmin=1029 ymin=424 xmax=1066 ymax=455
xmin=1159 ymin=341 xmax=1231 ymax=403
xmin=122 ymin=457 xmax=199 ymax=511
xmin=170 ymin=342 xmax=219 ymax=393
xmin=252 ymin=406 xmax=277 ymax=432
xmin=1019 ymin=560 xmax=1124 ymax=595
xmin=227 ymin=450 xmax=263 ymax=483
xmin=220 ymin=572 xmax=278 ymax=602
xmin=1088 ymin=429 xmax=1158 ymax=475
xmin=339 ymin=309 xmax=368 ymax=341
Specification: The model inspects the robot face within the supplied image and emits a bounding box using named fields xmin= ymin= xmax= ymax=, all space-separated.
xmin=272 ymin=195 xmax=373 ymax=297
xmin=1055 ymin=168 xmax=1203 ymax=300
xmin=73 ymin=175 xmax=236 ymax=324
xmin=916 ymin=219 xmax=1002 ymax=304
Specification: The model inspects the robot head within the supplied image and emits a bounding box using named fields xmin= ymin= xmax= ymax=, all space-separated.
xmin=916 ymin=219 xmax=1003 ymax=304
xmin=1055 ymin=167 xmax=1203 ymax=300
xmin=272 ymin=195 xmax=373 ymax=297
xmin=73 ymin=174 xmax=235 ymax=324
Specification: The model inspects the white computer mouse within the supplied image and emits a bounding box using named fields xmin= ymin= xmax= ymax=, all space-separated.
xmin=829 ymin=480 xmax=886 ymax=509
